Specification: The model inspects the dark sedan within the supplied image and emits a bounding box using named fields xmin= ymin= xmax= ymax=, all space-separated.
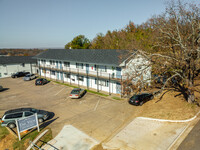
xmin=129 ymin=93 xmax=154 ymax=106
xmin=35 ymin=78 xmax=48 ymax=85
xmin=11 ymin=71 xmax=30 ymax=78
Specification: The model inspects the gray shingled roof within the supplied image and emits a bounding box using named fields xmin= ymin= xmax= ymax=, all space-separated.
xmin=34 ymin=49 xmax=133 ymax=66
xmin=0 ymin=56 xmax=36 ymax=65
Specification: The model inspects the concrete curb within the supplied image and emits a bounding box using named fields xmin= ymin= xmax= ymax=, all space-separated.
xmin=138 ymin=109 xmax=200 ymax=123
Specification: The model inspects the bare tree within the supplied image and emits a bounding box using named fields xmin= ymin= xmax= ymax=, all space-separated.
xmin=121 ymin=1 xmax=200 ymax=104
xmin=148 ymin=0 xmax=200 ymax=103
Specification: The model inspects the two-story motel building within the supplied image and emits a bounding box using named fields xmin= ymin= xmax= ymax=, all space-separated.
xmin=34 ymin=49 xmax=151 ymax=94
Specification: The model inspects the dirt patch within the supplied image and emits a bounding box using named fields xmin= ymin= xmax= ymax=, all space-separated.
xmin=138 ymin=90 xmax=200 ymax=120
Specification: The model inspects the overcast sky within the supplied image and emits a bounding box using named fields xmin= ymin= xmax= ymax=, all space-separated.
xmin=0 ymin=0 xmax=196 ymax=48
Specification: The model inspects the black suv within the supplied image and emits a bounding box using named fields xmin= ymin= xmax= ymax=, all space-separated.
xmin=0 ymin=108 xmax=49 ymax=128
xmin=129 ymin=93 xmax=154 ymax=106
xmin=11 ymin=71 xmax=30 ymax=78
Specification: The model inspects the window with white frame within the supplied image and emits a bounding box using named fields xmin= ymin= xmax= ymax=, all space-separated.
xmin=64 ymin=62 xmax=70 ymax=67
xmin=51 ymin=71 xmax=55 ymax=75
xmin=41 ymin=60 xmax=46 ymax=64
xmin=76 ymin=63 xmax=83 ymax=69
xmin=99 ymin=65 xmax=107 ymax=72
xmin=21 ymin=63 xmax=25 ymax=67
xmin=65 ymin=73 xmax=70 ymax=78
xmin=77 ymin=76 xmax=84 ymax=81
xmin=101 ymin=80 xmax=109 ymax=87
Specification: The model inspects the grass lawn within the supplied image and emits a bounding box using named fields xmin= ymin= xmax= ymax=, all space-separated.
xmin=0 ymin=125 xmax=9 ymax=140
xmin=0 ymin=126 xmax=52 ymax=150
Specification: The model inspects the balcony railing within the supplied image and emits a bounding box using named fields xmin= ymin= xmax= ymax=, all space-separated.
xmin=38 ymin=64 xmax=122 ymax=81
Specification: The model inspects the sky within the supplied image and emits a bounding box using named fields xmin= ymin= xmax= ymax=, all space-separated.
xmin=0 ymin=0 xmax=195 ymax=49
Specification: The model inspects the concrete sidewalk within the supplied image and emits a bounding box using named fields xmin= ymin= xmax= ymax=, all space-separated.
xmin=42 ymin=125 xmax=99 ymax=150
xmin=103 ymin=118 xmax=188 ymax=150
xmin=41 ymin=118 xmax=190 ymax=150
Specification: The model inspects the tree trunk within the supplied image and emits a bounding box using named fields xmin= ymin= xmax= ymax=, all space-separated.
xmin=187 ymin=89 xmax=195 ymax=103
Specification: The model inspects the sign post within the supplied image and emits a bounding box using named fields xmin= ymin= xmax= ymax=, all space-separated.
xmin=16 ymin=113 xmax=40 ymax=141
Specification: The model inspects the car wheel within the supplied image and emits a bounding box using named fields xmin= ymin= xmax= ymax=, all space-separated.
xmin=8 ymin=123 xmax=16 ymax=129
xmin=38 ymin=118 xmax=44 ymax=123
xmin=140 ymin=101 xmax=144 ymax=106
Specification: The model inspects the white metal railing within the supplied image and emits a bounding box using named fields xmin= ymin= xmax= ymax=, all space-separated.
xmin=40 ymin=65 xmax=122 ymax=79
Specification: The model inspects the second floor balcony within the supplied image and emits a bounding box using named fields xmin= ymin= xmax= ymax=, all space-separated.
xmin=38 ymin=64 xmax=122 ymax=81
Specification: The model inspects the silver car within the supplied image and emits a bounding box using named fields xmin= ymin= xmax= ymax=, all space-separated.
xmin=23 ymin=74 xmax=36 ymax=81
xmin=69 ymin=88 xmax=86 ymax=98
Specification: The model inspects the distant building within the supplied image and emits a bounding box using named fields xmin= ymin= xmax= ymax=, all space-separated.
xmin=34 ymin=49 xmax=151 ymax=94
xmin=0 ymin=56 xmax=37 ymax=78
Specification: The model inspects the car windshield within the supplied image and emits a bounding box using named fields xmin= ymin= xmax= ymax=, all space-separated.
xmin=71 ymin=90 xmax=80 ymax=94
xmin=25 ymin=74 xmax=31 ymax=77
xmin=131 ymin=95 xmax=139 ymax=100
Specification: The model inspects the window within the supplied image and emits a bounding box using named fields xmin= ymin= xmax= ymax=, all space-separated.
xmin=5 ymin=112 xmax=23 ymax=119
xmin=50 ymin=60 xmax=52 ymax=65
xmin=94 ymin=65 xmax=97 ymax=71
xmin=65 ymin=73 xmax=70 ymax=78
xmin=99 ymin=65 xmax=107 ymax=72
xmin=76 ymin=63 xmax=83 ymax=69
xmin=4 ymin=73 xmax=7 ymax=75
xmin=51 ymin=71 xmax=55 ymax=75
xmin=95 ymin=78 xmax=97 ymax=84
xmin=25 ymin=112 xmax=34 ymax=117
xmin=64 ymin=62 xmax=70 ymax=67
xmin=41 ymin=60 xmax=46 ymax=64
xmin=21 ymin=63 xmax=25 ymax=67
xmin=77 ymin=76 xmax=84 ymax=81
xmin=101 ymin=80 xmax=109 ymax=87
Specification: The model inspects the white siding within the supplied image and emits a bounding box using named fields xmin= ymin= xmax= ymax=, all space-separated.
xmin=0 ymin=63 xmax=37 ymax=78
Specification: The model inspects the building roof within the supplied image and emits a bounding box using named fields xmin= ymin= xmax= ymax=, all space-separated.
xmin=0 ymin=56 xmax=36 ymax=65
xmin=34 ymin=49 xmax=134 ymax=66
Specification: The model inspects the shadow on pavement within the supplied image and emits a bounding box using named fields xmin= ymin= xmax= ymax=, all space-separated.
xmin=0 ymin=88 xmax=9 ymax=92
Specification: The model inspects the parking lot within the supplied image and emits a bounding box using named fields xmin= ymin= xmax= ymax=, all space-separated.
xmin=0 ymin=77 xmax=139 ymax=142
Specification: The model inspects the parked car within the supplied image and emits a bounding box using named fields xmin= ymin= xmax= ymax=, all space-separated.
xmin=11 ymin=71 xmax=30 ymax=78
xmin=23 ymin=74 xmax=36 ymax=81
xmin=69 ymin=88 xmax=86 ymax=98
xmin=0 ymin=85 xmax=3 ymax=91
xmin=35 ymin=78 xmax=48 ymax=85
xmin=129 ymin=93 xmax=154 ymax=106
xmin=0 ymin=108 xmax=49 ymax=128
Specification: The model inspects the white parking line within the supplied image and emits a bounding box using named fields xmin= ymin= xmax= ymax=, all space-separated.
xmin=94 ymin=98 xmax=101 ymax=111
xmin=55 ymin=87 xmax=66 ymax=96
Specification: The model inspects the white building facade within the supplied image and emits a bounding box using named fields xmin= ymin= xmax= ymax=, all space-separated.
xmin=0 ymin=56 xmax=38 ymax=78
xmin=35 ymin=49 xmax=151 ymax=94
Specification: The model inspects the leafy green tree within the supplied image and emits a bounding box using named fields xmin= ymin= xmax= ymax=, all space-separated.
xmin=65 ymin=35 xmax=91 ymax=49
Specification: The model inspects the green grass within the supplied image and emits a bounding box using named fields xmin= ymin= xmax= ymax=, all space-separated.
xmin=52 ymin=80 xmax=109 ymax=97
xmin=86 ymin=89 xmax=109 ymax=97
xmin=112 ymin=96 xmax=122 ymax=100
xmin=36 ymin=128 xmax=52 ymax=148
xmin=0 ymin=124 xmax=9 ymax=140
xmin=12 ymin=127 xmax=52 ymax=150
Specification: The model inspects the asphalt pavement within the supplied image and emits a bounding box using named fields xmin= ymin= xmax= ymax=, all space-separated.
xmin=177 ymin=118 xmax=200 ymax=150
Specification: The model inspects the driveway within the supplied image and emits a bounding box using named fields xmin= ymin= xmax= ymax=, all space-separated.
xmin=0 ymin=77 xmax=139 ymax=141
